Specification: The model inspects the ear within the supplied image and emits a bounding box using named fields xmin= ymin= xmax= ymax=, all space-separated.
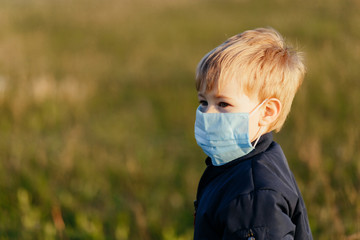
xmin=258 ymin=98 xmax=282 ymax=128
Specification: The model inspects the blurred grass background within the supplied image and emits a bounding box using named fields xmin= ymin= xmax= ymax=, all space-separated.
xmin=0 ymin=0 xmax=359 ymax=239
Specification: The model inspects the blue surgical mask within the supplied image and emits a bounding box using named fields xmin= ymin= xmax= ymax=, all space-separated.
xmin=194 ymin=100 xmax=266 ymax=166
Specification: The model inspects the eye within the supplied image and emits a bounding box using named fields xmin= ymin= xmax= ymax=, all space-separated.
xmin=199 ymin=100 xmax=208 ymax=106
xmin=218 ymin=102 xmax=230 ymax=108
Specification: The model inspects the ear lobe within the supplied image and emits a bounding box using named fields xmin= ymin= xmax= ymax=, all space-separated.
xmin=259 ymin=98 xmax=282 ymax=127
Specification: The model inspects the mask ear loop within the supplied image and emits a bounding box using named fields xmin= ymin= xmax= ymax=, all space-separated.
xmin=249 ymin=99 xmax=268 ymax=148
xmin=252 ymin=126 xmax=265 ymax=148
xmin=249 ymin=99 xmax=268 ymax=117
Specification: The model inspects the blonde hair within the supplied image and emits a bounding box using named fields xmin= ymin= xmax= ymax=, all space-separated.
xmin=196 ymin=27 xmax=305 ymax=132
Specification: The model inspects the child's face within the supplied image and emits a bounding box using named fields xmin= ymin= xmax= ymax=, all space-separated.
xmin=197 ymin=79 xmax=263 ymax=142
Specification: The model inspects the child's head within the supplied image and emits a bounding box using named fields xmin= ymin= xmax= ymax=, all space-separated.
xmin=195 ymin=27 xmax=305 ymax=132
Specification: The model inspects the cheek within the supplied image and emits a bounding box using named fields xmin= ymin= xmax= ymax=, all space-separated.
xmin=248 ymin=115 xmax=260 ymax=142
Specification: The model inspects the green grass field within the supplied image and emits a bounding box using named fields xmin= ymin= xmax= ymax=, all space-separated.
xmin=0 ymin=0 xmax=359 ymax=239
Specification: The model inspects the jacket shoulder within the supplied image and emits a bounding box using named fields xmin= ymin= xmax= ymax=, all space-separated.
xmin=251 ymin=142 xmax=300 ymax=206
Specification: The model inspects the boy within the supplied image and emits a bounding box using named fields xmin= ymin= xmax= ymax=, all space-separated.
xmin=193 ymin=28 xmax=313 ymax=239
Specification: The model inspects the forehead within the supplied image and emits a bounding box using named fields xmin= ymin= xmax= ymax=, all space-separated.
xmin=198 ymin=77 xmax=242 ymax=98
xmin=198 ymin=75 xmax=259 ymax=104
xmin=198 ymin=73 xmax=240 ymax=94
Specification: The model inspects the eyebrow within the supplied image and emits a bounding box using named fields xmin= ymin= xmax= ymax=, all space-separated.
xmin=198 ymin=93 xmax=206 ymax=98
xmin=198 ymin=93 xmax=232 ymax=100
xmin=214 ymin=94 xmax=232 ymax=100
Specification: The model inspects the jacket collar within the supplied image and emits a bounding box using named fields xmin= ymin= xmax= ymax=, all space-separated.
xmin=205 ymin=132 xmax=274 ymax=167
xmin=196 ymin=132 xmax=274 ymax=203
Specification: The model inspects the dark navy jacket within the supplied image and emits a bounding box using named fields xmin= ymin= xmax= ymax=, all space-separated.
xmin=194 ymin=133 xmax=312 ymax=240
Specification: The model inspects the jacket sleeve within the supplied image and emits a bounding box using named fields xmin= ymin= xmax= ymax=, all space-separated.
xmin=220 ymin=189 xmax=298 ymax=240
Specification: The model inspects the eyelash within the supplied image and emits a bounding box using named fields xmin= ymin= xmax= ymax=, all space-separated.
xmin=218 ymin=102 xmax=230 ymax=108
xmin=199 ymin=101 xmax=230 ymax=108
xmin=199 ymin=100 xmax=208 ymax=106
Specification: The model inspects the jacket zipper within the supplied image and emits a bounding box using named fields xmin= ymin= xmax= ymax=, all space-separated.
xmin=247 ymin=228 xmax=255 ymax=240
